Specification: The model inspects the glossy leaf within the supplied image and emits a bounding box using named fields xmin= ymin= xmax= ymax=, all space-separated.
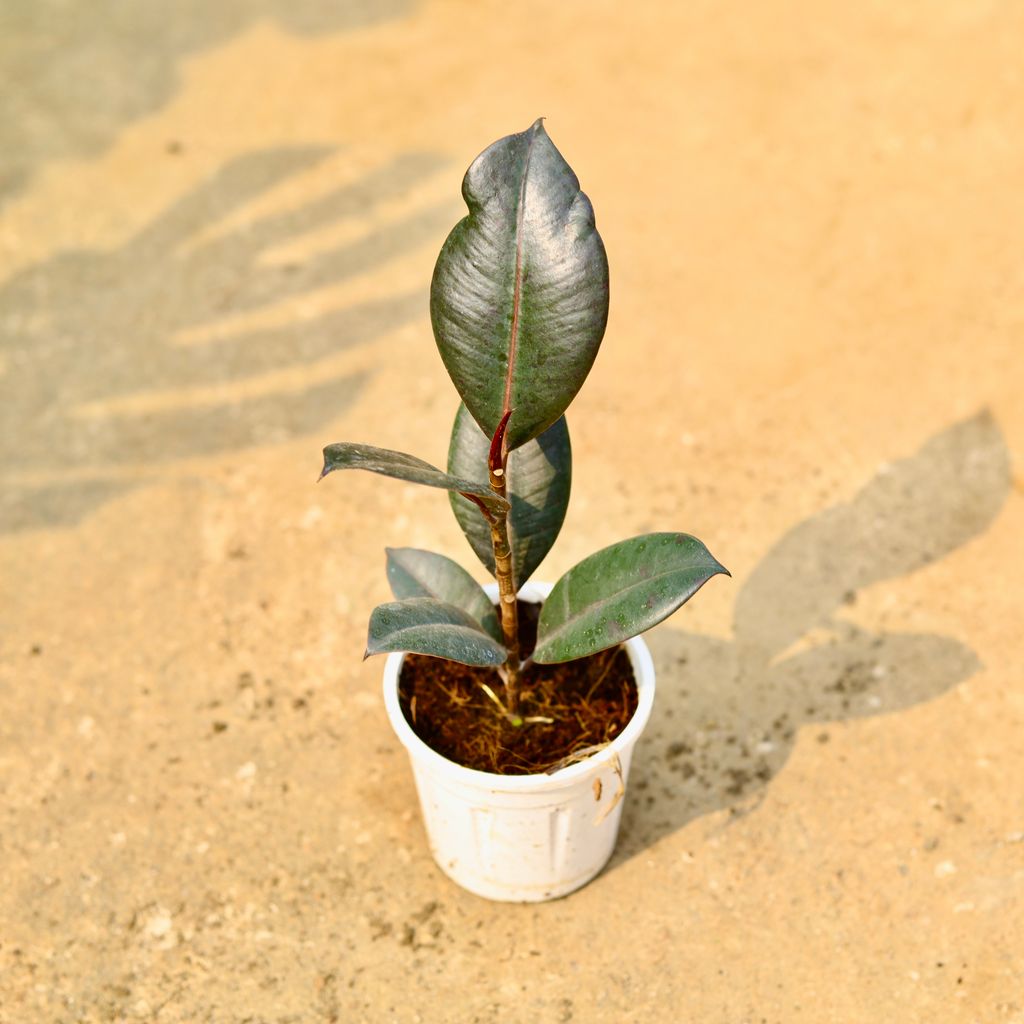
xmin=533 ymin=533 xmax=729 ymax=663
xmin=430 ymin=119 xmax=609 ymax=452
xmin=320 ymin=442 xmax=509 ymax=515
xmin=366 ymin=597 xmax=507 ymax=666
xmin=386 ymin=546 xmax=502 ymax=642
xmin=448 ymin=403 xmax=571 ymax=587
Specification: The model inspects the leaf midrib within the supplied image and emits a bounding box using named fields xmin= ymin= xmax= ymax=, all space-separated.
xmin=379 ymin=620 xmax=503 ymax=653
xmin=538 ymin=563 xmax=711 ymax=650
xmin=503 ymin=125 xmax=539 ymax=421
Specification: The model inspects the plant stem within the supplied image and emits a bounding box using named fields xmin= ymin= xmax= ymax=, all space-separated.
xmin=488 ymin=466 xmax=520 ymax=715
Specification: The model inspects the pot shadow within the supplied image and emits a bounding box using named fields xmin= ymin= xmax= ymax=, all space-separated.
xmin=0 ymin=0 xmax=414 ymax=207
xmin=610 ymin=411 xmax=1011 ymax=863
xmin=0 ymin=145 xmax=458 ymax=532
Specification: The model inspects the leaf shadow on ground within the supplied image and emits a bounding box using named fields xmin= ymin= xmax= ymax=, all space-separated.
xmin=0 ymin=145 xmax=457 ymax=532
xmin=0 ymin=0 xmax=414 ymax=207
xmin=610 ymin=412 xmax=1011 ymax=866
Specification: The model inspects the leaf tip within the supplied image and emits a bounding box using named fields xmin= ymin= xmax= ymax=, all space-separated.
xmin=318 ymin=446 xmax=338 ymax=482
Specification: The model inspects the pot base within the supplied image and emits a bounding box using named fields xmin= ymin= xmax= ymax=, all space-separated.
xmin=408 ymin=743 xmax=636 ymax=902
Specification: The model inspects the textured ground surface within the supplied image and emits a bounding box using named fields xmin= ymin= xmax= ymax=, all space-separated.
xmin=2 ymin=2 xmax=1023 ymax=1021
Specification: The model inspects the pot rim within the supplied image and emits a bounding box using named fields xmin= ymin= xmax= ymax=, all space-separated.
xmin=381 ymin=580 xmax=656 ymax=792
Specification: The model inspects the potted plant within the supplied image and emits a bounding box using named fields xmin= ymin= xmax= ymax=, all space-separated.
xmin=320 ymin=119 xmax=728 ymax=901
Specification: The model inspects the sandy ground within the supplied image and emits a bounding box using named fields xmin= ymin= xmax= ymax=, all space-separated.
xmin=2 ymin=1 xmax=1023 ymax=1021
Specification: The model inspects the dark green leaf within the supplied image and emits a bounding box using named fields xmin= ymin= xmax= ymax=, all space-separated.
xmin=386 ymin=547 xmax=502 ymax=643
xmin=448 ymin=403 xmax=571 ymax=587
xmin=366 ymin=597 xmax=507 ymax=666
xmin=320 ymin=442 xmax=508 ymax=515
xmin=533 ymin=533 xmax=729 ymax=663
xmin=430 ymin=119 xmax=609 ymax=452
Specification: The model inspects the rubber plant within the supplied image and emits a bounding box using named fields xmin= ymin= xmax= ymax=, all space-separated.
xmin=321 ymin=119 xmax=727 ymax=725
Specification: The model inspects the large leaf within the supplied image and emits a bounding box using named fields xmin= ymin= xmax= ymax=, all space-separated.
xmin=386 ymin=546 xmax=502 ymax=642
xmin=366 ymin=597 xmax=507 ymax=666
xmin=320 ymin=442 xmax=508 ymax=516
xmin=430 ymin=119 xmax=609 ymax=452
xmin=532 ymin=533 xmax=729 ymax=663
xmin=447 ymin=402 xmax=571 ymax=587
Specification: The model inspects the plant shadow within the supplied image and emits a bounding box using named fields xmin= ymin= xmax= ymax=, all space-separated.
xmin=610 ymin=412 xmax=1011 ymax=863
xmin=0 ymin=0 xmax=414 ymax=207
xmin=0 ymin=145 xmax=458 ymax=532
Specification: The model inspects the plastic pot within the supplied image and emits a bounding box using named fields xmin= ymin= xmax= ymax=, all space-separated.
xmin=382 ymin=581 xmax=655 ymax=902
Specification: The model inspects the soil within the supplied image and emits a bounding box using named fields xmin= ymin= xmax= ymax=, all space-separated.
xmin=397 ymin=600 xmax=638 ymax=774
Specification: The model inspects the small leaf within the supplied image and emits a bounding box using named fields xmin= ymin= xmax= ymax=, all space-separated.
xmin=448 ymin=403 xmax=571 ymax=586
xmin=431 ymin=119 xmax=609 ymax=451
xmin=366 ymin=597 xmax=507 ymax=666
xmin=386 ymin=547 xmax=502 ymax=643
xmin=321 ymin=442 xmax=509 ymax=515
xmin=532 ymin=533 xmax=729 ymax=663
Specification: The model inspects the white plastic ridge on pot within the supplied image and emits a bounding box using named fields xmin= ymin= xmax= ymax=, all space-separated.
xmin=382 ymin=581 xmax=656 ymax=902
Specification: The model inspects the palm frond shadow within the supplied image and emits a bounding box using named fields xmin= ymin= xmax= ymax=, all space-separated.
xmin=612 ymin=412 xmax=1010 ymax=864
xmin=0 ymin=0 xmax=415 ymax=207
xmin=0 ymin=147 xmax=458 ymax=532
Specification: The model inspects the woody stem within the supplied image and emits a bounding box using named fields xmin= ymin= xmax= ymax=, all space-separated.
xmin=488 ymin=466 xmax=520 ymax=715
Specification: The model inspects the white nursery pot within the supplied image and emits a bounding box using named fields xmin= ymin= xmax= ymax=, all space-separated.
xmin=382 ymin=581 xmax=656 ymax=902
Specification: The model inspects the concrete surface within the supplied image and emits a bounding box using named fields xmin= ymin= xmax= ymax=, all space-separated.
xmin=2 ymin=1 xmax=1022 ymax=1021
